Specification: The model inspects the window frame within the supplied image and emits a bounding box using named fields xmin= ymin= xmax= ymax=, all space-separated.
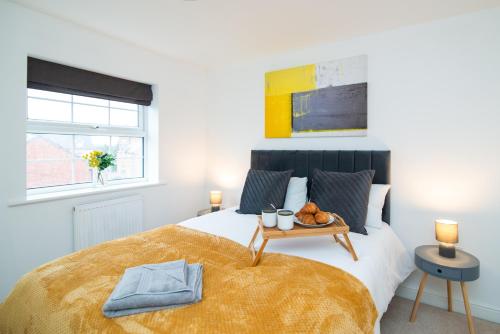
xmin=26 ymin=90 xmax=148 ymax=195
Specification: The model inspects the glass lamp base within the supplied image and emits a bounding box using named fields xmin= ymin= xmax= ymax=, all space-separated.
xmin=439 ymin=243 xmax=456 ymax=258
xmin=210 ymin=206 xmax=220 ymax=212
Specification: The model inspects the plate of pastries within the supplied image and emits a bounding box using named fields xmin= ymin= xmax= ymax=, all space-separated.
xmin=294 ymin=202 xmax=335 ymax=228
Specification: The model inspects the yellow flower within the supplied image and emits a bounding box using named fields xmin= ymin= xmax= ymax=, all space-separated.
xmin=83 ymin=150 xmax=105 ymax=169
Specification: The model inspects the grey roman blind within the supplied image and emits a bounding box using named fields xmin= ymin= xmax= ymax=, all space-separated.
xmin=27 ymin=57 xmax=153 ymax=106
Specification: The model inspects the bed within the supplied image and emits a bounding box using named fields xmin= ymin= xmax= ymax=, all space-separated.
xmin=181 ymin=150 xmax=414 ymax=333
xmin=0 ymin=150 xmax=414 ymax=334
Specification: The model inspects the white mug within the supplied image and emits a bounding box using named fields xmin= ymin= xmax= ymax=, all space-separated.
xmin=277 ymin=210 xmax=294 ymax=230
xmin=262 ymin=209 xmax=277 ymax=227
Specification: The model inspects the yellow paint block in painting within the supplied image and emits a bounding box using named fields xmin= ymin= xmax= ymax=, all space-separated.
xmin=265 ymin=95 xmax=291 ymax=138
xmin=265 ymin=64 xmax=315 ymax=138
xmin=265 ymin=64 xmax=316 ymax=95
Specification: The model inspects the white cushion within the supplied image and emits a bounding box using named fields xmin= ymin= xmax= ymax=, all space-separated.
xmin=283 ymin=177 xmax=308 ymax=213
xmin=365 ymin=184 xmax=391 ymax=229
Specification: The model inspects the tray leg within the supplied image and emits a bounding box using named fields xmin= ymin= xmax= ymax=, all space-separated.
xmin=248 ymin=226 xmax=260 ymax=261
xmin=342 ymin=233 xmax=358 ymax=261
xmin=248 ymin=225 xmax=260 ymax=250
xmin=251 ymin=238 xmax=268 ymax=267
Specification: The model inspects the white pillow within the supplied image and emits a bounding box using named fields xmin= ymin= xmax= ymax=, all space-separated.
xmin=283 ymin=177 xmax=308 ymax=213
xmin=365 ymin=184 xmax=391 ymax=229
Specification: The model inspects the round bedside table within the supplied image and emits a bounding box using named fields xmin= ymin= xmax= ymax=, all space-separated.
xmin=410 ymin=245 xmax=480 ymax=334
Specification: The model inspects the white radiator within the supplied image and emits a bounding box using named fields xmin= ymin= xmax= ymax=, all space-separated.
xmin=73 ymin=195 xmax=143 ymax=251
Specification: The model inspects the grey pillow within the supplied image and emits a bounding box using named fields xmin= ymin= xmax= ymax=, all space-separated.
xmin=237 ymin=169 xmax=293 ymax=214
xmin=310 ymin=169 xmax=374 ymax=235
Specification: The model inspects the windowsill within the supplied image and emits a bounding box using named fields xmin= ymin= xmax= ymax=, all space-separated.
xmin=8 ymin=181 xmax=166 ymax=207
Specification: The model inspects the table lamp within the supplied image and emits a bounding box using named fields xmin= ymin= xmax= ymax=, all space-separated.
xmin=210 ymin=190 xmax=222 ymax=212
xmin=435 ymin=219 xmax=459 ymax=258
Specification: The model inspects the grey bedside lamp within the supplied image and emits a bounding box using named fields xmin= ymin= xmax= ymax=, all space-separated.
xmin=209 ymin=190 xmax=222 ymax=212
xmin=435 ymin=219 xmax=459 ymax=258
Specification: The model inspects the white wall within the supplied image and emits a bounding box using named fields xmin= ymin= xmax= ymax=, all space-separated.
xmin=204 ymin=9 xmax=500 ymax=322
xmin=0 ymin=2 xmax=208 ymax=300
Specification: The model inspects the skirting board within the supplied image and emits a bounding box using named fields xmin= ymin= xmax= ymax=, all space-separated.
xmin=396 ymin=284 xmax=500 ymax=324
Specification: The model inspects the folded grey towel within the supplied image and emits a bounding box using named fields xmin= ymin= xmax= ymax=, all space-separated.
xmin=103 ymin=259 xmax=203 ymax=318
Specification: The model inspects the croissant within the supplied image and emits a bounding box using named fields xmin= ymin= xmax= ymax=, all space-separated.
xmin=295 ymin=211 xmax=305 ymax=220
xmin=315 ymin=211 xmax=330 ymax=224
xmin=301 ymin=214 xmax=316 ymax=225
xmin=300 ymin=202 xmax=319 ymax=215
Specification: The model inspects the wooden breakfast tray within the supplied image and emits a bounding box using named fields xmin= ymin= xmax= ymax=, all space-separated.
xmin=248 ymin=213 xmax=358 ymax=266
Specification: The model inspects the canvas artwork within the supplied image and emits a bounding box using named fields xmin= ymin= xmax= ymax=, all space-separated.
xmin=265 ymin=55 xmax=367 ymax=138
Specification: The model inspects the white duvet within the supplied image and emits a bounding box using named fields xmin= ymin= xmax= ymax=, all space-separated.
xmin=180 ymin=207 xmax=414 ymax=333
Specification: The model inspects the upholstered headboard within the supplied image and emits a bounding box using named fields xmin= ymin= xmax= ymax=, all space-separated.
xmin=250 ymin=150 xmax=391 ymax=224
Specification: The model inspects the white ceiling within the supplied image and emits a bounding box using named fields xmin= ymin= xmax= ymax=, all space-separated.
xmin=12 ymin=0 xmax=500 ymax=67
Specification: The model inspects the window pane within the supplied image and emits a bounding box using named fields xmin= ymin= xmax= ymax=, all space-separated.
xmin=74 ymin=159 xmax=92 ymax=183
xmin=27 ymin=133 xmax=72 ymax=160
xmin=74 ymin=135 xmax=110 ymax=158
xmin=110 ymin=101 xmax=137 ymax=110
xmin=27 ymin=160 xmax=91 ymax=189
xmin=73 ymin=95 xmax=109 ymax=107
xmin=109 ymin=158 xmax=143 ymax=180
xmin=26 ymin=133 xmax=92 ymax=189
xmin=110 ymin=108 xmax=139 ymax=127
xmin=27 ymin=160 xmax=74 ymax=188
xmin=109 ymin=137 xmax=143 ymax=180
xmin=27 ymin=98 xmax=71 ymax=122
xmin=111 ymin=137 xmax=143 ymax=158
xmin=73 ymin=104 xmax=109 ymax=125
xmin=27 ymin=88 xmax=71 ymax=102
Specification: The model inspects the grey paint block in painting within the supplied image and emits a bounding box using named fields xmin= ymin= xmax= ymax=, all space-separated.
xmin=292 ymin=83 xmax=367 ymax=132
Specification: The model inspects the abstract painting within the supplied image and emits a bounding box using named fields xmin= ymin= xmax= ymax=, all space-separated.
xmin=265 ymin=55 xmax=367 ymax=138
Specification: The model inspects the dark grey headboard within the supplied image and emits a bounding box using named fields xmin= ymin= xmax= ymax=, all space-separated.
xmin=250 ymin=150 xmax=391 ymax=224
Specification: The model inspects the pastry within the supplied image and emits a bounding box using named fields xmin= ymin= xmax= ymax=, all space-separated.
xmin=295 ymin=211 xmax=305 ymax=220
xmin=301 ymin=214 xmax=316 ymax=225
xmin=300 ymin=202 xmax=319 ymax=215
xmin=315 ymin=211 xmax=330 ymax=224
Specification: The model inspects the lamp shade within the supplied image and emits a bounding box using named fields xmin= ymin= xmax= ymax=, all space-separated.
xmin=435 ymin=219 xmax=458 ymax=244
xmin=209 ymin=191 xmax=222 ymax=206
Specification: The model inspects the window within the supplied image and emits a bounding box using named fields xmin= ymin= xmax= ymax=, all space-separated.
xmin=26 ymin=88 xmax=146 ymax=192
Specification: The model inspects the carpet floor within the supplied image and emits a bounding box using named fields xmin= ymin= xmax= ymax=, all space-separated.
xmin=381 ymin=296 xmax=500 ymax=334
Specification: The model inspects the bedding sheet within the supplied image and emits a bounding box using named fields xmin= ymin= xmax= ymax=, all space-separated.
xmin=180 ymin=207 xmax=414 ymax=332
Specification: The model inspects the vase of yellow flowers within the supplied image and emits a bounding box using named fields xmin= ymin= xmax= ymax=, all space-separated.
xmin=82 ymin=150 xmax=116 ymax=186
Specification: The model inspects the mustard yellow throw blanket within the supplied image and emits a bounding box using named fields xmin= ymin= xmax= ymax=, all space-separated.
xmin=0 ymin=225 xmax=377 ymax=333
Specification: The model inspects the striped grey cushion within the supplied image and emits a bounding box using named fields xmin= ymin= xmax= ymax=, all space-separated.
xmin=237 ymin=169 xmax=293 ymax=214
xmin=310 ymin=169 xmax=374 ymax=235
